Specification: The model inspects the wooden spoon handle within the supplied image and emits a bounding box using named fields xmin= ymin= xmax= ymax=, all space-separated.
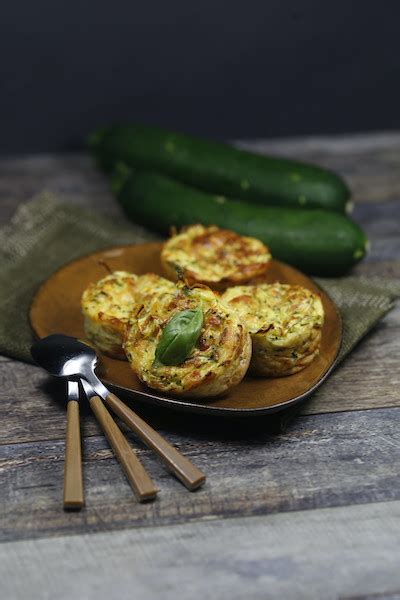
xmin=89 ymin=396 xmax=158 ymax=502
xmin=105 ymin=393 xmax=206 ymax=491
xmin=63 ymin=400 xmax=84 ymax=510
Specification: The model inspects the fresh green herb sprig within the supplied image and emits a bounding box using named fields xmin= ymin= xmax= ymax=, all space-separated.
xmin=154 ymin=306 xmax=204 ymax=366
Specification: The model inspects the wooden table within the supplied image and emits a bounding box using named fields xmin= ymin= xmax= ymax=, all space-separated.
xmin=1 ymin=133 xmax=400 ymax=599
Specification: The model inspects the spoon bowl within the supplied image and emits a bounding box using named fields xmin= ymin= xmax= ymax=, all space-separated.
xmin=31 ymin=334 xmax=206 ymax=491
xmin=31 ymin=333 xmax=98 ymax=380
xmin=32 ymin=333 xmax=159 ymax=501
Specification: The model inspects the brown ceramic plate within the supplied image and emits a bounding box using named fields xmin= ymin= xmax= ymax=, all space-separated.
xmin=30 ymin=243 xmax=342 ymax=417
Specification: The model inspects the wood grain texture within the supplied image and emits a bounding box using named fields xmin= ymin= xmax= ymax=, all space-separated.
xmin=0 ymin=141 xmax=399 ymax=278
xmin=2 ymin=500 xmax=400 ymax=600
xmin=89 ymin=395 xmax=158 ymax=501
xmin=1 ymin=301 xmax=399 ymax=448
xmin=300 ymin=302 xmax=400 ymax=415
xmin=1 ymin=131 xmax=400 ymax=216
xmin=105 ymin=392 xmax=206 ymax=491
xmin=0 ymin=143 xmax=399 ymax=275
xmin=2 ymin=407 xmax=400 ymax=542
xmin=0 ymin=134 xmax=400 ymax=597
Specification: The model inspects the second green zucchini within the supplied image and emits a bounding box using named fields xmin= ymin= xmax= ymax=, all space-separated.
xmin=112 ymin=165 xmax=367 ymax=276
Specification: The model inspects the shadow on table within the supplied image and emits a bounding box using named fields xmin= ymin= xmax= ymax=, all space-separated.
xmin=41 ymin=376 xmax=304 ymax=444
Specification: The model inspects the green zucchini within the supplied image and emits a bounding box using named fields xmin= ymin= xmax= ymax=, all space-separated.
xmin=112 ymin=165 xmax=367 ymax=276
xmin=89 ymin=124 xmax=351 ymax=213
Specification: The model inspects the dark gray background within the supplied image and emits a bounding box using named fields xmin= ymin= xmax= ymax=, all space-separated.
xmin=1 ymin=0 xmax=399 ymax=154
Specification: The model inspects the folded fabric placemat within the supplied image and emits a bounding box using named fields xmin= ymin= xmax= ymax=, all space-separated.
xmin=1 ymin=194 xmax=399 ymax=376
xmin=0 ymin=194 xmax=158 ymax=362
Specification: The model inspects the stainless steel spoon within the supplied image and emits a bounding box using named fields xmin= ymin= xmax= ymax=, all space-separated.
xmin=31 ymin=334 xmax=158 ymax=501
xmin=31 ymin=334 xmax=206 ymax=491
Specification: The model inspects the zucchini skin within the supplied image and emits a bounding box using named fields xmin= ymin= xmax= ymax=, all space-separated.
xmin=90 ymin=124 xmax=351 ymax=213
xmin=113 ymin=167 xmax=367 ymax=277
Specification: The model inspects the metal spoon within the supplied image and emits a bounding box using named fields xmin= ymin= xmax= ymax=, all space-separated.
xmin=32 ymin=334 xmax=158 ymax=502
xmin=31 ymin=334 xmax=206 ymax=491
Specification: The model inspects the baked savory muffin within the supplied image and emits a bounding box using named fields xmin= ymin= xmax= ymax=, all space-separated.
xmin=124 ymin=285 xmax=252 ymax=398
xmin=133 ymin=272 xmax=176 ymax=298
xmin=161 ymin=224 xmax=271 ymax=290
xmin=81 ymin=271 xmax=175 ymax=358
xmin=222 ymin=283 xmax=324 ymax=377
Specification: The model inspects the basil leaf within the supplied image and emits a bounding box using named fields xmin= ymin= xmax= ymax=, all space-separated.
xmin=155 ymin=306 xmax=204 ymax=366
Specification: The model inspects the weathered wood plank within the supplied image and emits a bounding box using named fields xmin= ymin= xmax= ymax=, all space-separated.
xmin=1 ymin=299 xmax=398 ymax=447
xmin=0 ymin=135 xmax=399 ymax=566
xmin=0 ymin=361 xmax=99 ymax=445
xmin=301 ymin=302 xmax=400 ymax=415
xmin=2 ymin=499 xmax=400 ymax=600
xmin=1 ymin=131 xmax=400 ymax=223
xmin=354 ymin=201 xmax=400 ymax=280
xmin=0 ymin=142 xmax=398 ymax=280
xmin=2 ymin=407 xmax=400 ymax=542
xmin=0 ymin=152 xmax=398 ymax=280
xmin=0 ymin=155 xmax=121 ymax=223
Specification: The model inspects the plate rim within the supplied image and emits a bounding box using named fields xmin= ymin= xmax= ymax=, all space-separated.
xmin=30 ymin=242 xmax=343 ymax=418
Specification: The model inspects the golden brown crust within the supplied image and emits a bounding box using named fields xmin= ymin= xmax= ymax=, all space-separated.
xmin=124 ymin=285 xmax=252 ymax=398
xmin=81 ymin=271 xmax=175 ymax=358
xmin=222 ymin=283 xmax=324 ymax=377
xmin=161 ymin=224 xmax=271 ymax=290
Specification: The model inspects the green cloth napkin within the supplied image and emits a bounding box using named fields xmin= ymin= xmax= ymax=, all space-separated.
xmin=0 ymin=194 xmax=399 ymax=367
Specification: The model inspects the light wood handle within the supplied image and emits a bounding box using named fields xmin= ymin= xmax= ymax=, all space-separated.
xmin=89 ymin=396 xmax=158 ymax=502
xmin=105 ymin=392 xmax=206 ymax=491
xmin=64 ymin=400 xmax=84 ymax=510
